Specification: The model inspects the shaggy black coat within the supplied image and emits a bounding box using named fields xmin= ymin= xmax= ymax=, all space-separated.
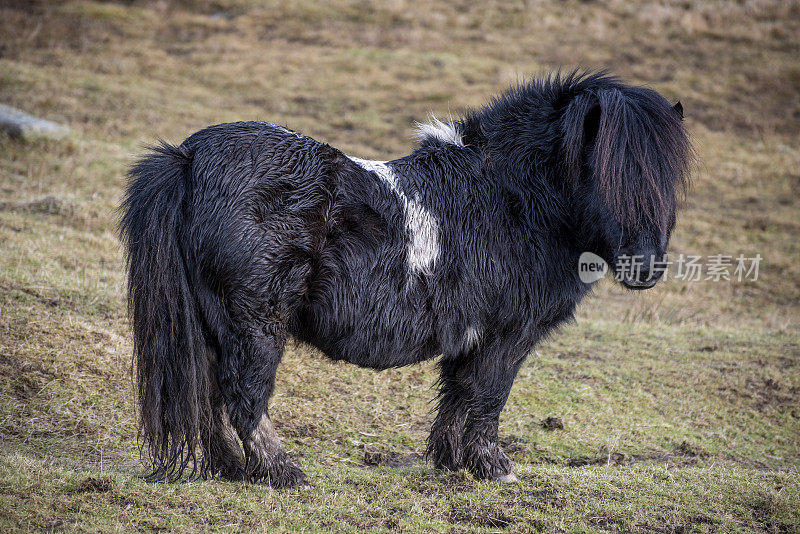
xmin=119 ymin=71 xmax=691 ymax=487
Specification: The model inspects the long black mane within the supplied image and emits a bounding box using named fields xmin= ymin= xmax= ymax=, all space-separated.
xmin=453 ymin=71 xmax=691 ymax=232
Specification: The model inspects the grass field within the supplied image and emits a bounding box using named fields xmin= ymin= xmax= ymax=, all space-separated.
xmin=1 ymin=0 xmax=799 ymax=531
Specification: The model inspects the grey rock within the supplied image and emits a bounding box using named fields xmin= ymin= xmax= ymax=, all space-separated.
xmin=0 ymin=103 xmax=70 ymax=141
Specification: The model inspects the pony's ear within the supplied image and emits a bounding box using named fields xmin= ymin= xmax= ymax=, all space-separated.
xmin=584 ymin=100 xmax=602 ymax=147
xmin=561 ymin=92 xmax=602 ymax=184
xmin=673 ymin=101 xmax=683 ymax=119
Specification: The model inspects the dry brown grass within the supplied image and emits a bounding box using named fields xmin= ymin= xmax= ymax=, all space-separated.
xmin=1 ymin=0 xmax=799 ymax=531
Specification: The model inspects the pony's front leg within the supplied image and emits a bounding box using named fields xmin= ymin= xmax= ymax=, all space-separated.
xmin=461 ymin=410 xmax=517 ymax=482
xmin=427 ymin=339 xmax=527 ymax=482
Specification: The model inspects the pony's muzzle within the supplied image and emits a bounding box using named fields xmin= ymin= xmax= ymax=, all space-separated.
xmin=614 ymin=247 xmax=668 ymax=290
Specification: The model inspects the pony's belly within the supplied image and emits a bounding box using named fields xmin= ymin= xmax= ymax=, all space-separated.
xmin=323 ymin=335 xmax=438 ymax=370
xmin=294 ymin=302 xmax=440 ymax=369
xmin=293 ymin=278 xmax=440 ymax=369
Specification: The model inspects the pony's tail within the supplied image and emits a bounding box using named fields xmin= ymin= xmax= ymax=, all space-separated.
xmin=119 ymin=142 xmax=212 ymax=482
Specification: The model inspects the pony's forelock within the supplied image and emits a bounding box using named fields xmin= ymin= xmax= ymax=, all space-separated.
xmin=561 ymin=77 xmax=693 ymax=233
xmin=594 ymin=87 xmax=691 ymax=233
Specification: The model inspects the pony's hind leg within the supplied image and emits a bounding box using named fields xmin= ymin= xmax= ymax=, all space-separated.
xmin=243 ymin=411 xmax=307 ymax=487
xmin=216 ymin=321 xmax=308 ymax=488
xmin=201 ymin=371 xmax=246 ymax=481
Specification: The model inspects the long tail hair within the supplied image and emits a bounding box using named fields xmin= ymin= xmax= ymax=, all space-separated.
xmin=119 ymin=142 xmax=212 ymax=481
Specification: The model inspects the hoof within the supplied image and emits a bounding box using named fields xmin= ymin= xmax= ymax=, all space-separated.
xmin=245 ymin=449 xmax=309 ymax=489
xmin=251 ymin=463 xmax=309 ymax=489
xmin=218 ymin=466 xmax=247 ymax=482
xmin=495 ymin=472 xmax=518 ymax=483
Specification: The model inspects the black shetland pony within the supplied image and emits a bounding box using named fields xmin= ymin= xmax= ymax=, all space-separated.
xmin=120 ymin=71 xmax=691 ymax=488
